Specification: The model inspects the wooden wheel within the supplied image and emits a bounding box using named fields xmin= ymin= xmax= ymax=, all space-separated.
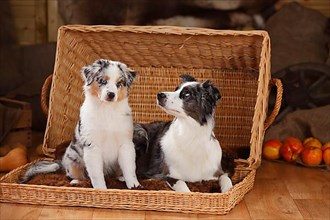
xmin=269 ymin=63 xmax=330 ymax=124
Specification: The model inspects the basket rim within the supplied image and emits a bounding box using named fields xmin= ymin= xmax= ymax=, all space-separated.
xmin=0 ymin=159 xmax=256 ymax=214
xmin=0 ymin=158 xmax=254 ymax=196
xmin=58 ymin=25 xmax=269 ymax=38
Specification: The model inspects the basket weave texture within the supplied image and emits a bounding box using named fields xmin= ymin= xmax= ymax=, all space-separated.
xmin=0 ymin=25 xmax=280 ymax=214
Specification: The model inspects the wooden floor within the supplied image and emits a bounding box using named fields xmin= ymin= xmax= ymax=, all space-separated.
xmin=0 ymin=160 xmax=329 ymax=220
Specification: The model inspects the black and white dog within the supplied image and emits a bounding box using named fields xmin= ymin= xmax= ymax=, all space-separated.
xmin=20 ymin=59 xmax=140 ymax=189
xmin=134 ymin=74 xmax=234 ymax=192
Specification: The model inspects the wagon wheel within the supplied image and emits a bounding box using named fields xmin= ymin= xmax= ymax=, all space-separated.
xmin=269 ymin=63 xmax=330 ymax=124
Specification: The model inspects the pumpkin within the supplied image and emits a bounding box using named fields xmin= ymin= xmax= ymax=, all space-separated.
xmin=0 ymin=144 xmax=28 ymax=172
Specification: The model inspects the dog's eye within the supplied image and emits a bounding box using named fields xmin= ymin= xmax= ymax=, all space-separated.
xmin=181 ymin=91 xmax=191 ymax=99
xmin=98 ymin=79 xmax=107 ymax=85
xmin=116 ymin=81 xmax=123 ymax=88
xmin=184 ymin=92 xmax=190 ymax=98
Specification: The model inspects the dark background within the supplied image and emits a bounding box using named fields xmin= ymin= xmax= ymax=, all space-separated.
xmin=0 ymin=0 xmax=329 ymax=143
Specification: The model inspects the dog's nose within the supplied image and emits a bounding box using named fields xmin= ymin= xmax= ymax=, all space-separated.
xmin=157 ymin=92 xmax=166 ymax=100
xmin=107 ymin=92 xmax=115 ymax=100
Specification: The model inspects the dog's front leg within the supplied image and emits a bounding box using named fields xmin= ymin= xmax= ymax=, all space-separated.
xmin=118 ymin=142 xmax=140 ymax=189
xmin=166 ymin=177 xmax=191 ymax=192
xmin=84 ymin=146 xmax=107 ymax=189
xmin=219 ymin=173 xmax=233 ymax=193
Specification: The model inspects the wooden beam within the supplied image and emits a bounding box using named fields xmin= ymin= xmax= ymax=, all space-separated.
xmin=47 ymin=0 xmax=63 ymax=42
xmin=35 ymin=0 xmax=47 ymax=43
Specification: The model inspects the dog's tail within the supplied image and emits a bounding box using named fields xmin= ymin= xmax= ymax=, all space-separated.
xmin=133 ymin=123 xmax=149 ymax=155
xmin=18 ymin=160 xmax=62 ymax=183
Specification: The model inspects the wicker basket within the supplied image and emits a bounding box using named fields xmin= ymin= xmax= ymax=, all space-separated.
xmin=0 ymin=25 xmax=282 ymax=215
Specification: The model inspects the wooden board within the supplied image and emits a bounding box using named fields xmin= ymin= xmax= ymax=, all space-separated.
xmin=0 ymin=98 xmax=32 ymax=129
xmin=10 ymin=0 xmax=47 ymax=44
xmin=0 ymin=98 xmax=32 ymax=147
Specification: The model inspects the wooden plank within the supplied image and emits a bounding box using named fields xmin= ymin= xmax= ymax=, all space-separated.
xmin=0 ymin=203 xmax=43 ymax=220
xmin=197 ymin=200 xmax=251 ymax=219
xmin=255 ymin=160 xmax=284 ymax=179
xmin=10 ymin=0 xmax=35 ymax=6
xmin=12 ymin=16 xmax=36 ymax=45
xmin=35 ymin=0 xmax=47 ymax=43
xmin=146 ymin=211 xmax=197 ymax=220
xmin=92 ymin=208 xmax=145 ymax=220
xmin=39 ymin=206 xmax=94 ymax=220
xmin=0 ymin=98 xmax=32 ymax=129
xmin=15 ymin=28 xmax=35 ymax=45
xmin=283 ymin=165 xmax=330 ymax=200
xmin=11 ymin=5 xmax=35 ymax=18
xmin=12 ymin=109 xmax=32 ymax=129
xmin=47 ymin=0 xmax=63 ymax=42
xmin=0 ymin=98 xmax=30 ymax=108
xmin=13 ymin=17 xmax=35 ymax=30
xmin=244 ymin=178 xmax=303 ymax=219
xmin=294 ymin=199 xmax=330 ymax=219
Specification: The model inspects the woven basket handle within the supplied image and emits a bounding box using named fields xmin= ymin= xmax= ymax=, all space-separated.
xmin=264 ymin=78 xmax=283 ymax=130
xmin=41 ymin=74 xmax=53 ymax=116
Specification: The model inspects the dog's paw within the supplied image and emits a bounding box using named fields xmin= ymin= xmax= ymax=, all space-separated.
xmin=70 ymin=179 xmax=80 ymax=185
xmin=91 ymin=182 xmax=107 ymax=190
xmin=219 ymin=173 xmax=233 ymax=193
xmin=168 ymin=180 xmax=191 ymax=192
xmin=117 ymin=176 xmax=125 ymax=182
xmin=125 ymin=178 xmax=140 ymax=189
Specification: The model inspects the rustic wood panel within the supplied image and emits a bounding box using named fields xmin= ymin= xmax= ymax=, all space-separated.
xmin=197 ymin=200 xmax=251 ymax=219
xmin=244 ymin=179 xmax=304 ymax=219
xmin=9 ymin=0 xmax=60 ymax=45
xmin=295 ymin=199 xmax=330 ymax=219
xmin=0 ymin=203 xmax=43 ymax=220
xmin=35 ymin=0 xmax=47 ymax=43
xmin=93 ymin=209 xmax=145 ymax=220
xmin=47 ymin=0 xmax=63 ymax=42
xmin=11 ymin=5 xmax=35 ymax=17
xmin=10 ymin=0 xmax=35 ymax=6
xmin=39 ymin=206 xmax=94 ymax=220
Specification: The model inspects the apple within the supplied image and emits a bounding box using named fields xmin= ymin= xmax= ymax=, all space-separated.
xmin=303 ymin=137 xmax=322 ymax=149
xmin=323 ymin=142 xmax=330 ymax=150
xmin=280 ymin=137 xmax=304 ymax=162
xmin=262 ymin=139 xmax=282 ymax=160
xmin=323 ymin=142 xmax=330 ymax=165
xmin=301 ymin=147 xmax=323 ymax=166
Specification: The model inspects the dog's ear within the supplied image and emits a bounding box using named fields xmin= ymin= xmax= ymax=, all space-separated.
xmin=180 ymin=74 xmax=196 ymax=82
xmin=81 ymin=59 xmax=109 ymax=85
xmin=81 ymin=65 xmax=97 ymax=86
xmin=202 ymin=80 xmax=221 ymax=101
xmin=126 ymin=67 xmax=137 ymax=87
xmin=121 ymin=66 xmax=136 ymax=88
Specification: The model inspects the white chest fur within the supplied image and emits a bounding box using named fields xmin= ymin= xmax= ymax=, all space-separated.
xmin=161 ymin=118 xmax=222 ymax=182
xmin=80 ymin=96 xmax=133 ymax=167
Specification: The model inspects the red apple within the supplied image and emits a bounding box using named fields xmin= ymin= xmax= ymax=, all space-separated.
xmin=303 ymin=137 xmax=322 ymax=149
xmin=301 ymin=147 xmax=323 ymax=166
xmin=323 ymin=142 xmax=330 ymax=165
xmin=262 ymin=139 xmax=282 ymax=160
xmin=280 ymin=137 xmax=304 ymax=162
xmin=323 ymin=142 xmax=330 ymax=150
